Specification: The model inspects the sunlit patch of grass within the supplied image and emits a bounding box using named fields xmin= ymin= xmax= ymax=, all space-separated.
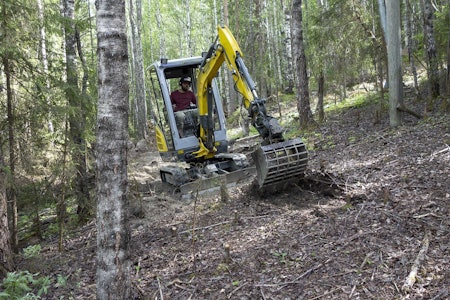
xmin=279 ymin=93 xmax=296 ymax=104
xmin=325 ymin=92 xmax=382 ymax=114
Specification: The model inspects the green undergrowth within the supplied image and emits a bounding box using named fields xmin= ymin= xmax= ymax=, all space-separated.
xmin=325 ymin=91 xmax=385 ymax=114
xmin=226 ymin=90 xmax=385 ymax=145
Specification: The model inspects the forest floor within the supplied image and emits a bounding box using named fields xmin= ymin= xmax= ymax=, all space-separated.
xmin=14 ymin=89 xmax=450 ymax=299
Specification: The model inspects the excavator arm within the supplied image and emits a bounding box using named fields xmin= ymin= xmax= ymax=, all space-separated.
xmin=195 ymin=26 xmax=308 ymax=188
xmin=195 ymin=26 xmax=284 ymax=157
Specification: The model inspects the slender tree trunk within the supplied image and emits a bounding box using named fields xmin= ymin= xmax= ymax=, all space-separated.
xmin=156 ymin=2 xmax=166 ymax=58
xmin=376 ymin=46 xmax=385 ymax=123
xmin=386 ymin=0 xmax=403 ymax=127
xmin=291 ymin=0 xmax=314 ymax=128
xmin=185 ymin=0 xmax=193 ymax=56
xmin=222 ymin=0 xmax=237 ymax=116
xmin=63 ymin=0 xmax=91 ymax=222
xmin=3 ymin=56 xmax=18 ymax=254
xmin=1 ymin=2 xmax=18 ymax=255
xmin=282 ymin=0 xmax=294 ymax=94
xmin=271 ymin=1 xmax=283 ymax=90
xmin=422 ymin=0 xmax=440 ymax=102
xmin=316 ymin=71 xmax=325 ymax=123
xmin=255 ymin=0 xmax=268 ymax=99
xmin=222 ymin=0 xmax=230 ymax=116
xmin=447 ymin=0 xmax=450 ymax=95
xmin=0 ymin=146 xmax=14 ymax=278
xmin=38 ymin=0 xmax=54 ymax=133
xmin=405 ymin=0 xmax=419 ymax=93
xmin=95 ymin=0 xmax=131 ymax=298
xmin=129 ymin=0 xmax=148 ymax=140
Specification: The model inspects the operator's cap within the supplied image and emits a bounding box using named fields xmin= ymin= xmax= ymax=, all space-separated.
xmin=181 ymin=76 xmax=192 ymax=83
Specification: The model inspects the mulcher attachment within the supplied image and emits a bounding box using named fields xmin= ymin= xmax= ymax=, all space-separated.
xmin=252 ymin=138 xmax=308 ymax=188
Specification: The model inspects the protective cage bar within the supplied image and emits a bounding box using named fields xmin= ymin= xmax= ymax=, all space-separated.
xmin=253 ymin=138 xmax=308 ymax=187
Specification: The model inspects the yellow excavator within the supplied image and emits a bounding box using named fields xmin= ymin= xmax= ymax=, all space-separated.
xmin=147 ymin=25 xmax=307 ymax=193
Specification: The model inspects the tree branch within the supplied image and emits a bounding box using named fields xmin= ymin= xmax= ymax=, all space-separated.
xmin=397 ymin=103 xmax=422 ymax=119
xmin=402 ymin=230 xmax=430 ymax=292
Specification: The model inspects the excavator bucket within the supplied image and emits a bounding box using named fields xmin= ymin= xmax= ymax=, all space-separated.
xmin=252 ymin=138 xmax=308 ymax=188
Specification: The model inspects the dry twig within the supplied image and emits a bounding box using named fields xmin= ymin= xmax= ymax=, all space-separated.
xmin=227 ymin=282 xmax=248 ymax=299
xmin=157 ymin=276 xmax=164 ymax=300
xmin=308 ymin=287 xmax=341 ymax=300
xmin=402 ymin=230 xmax=431 ymax=292
xmin=179 ymin=221 xmax=230 ymax=234
xmin=429 ymin=145 xmax=450 ymax=161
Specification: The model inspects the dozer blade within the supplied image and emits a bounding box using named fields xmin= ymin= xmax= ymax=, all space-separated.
xmin=252 ymin=138 xmax=308 ymax=188
xmin=179 ymin=167 xmax=256 ymax=198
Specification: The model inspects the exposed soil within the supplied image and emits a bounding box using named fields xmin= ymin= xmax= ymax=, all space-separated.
xmin=15 ymin=94 xmax=450 ymax=299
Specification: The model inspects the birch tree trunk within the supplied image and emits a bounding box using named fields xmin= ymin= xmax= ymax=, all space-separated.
xmin=316 ymin=71 xmax=325 ymax=123
xmin=0 ymin=146 xmax=14 ymax=278
xmin=405 ymin=0 xmax=419 ymax=93
xmin=256 ymin=0 xmax=268 ymax=98
xmin=422 ymin=0 xmax=440 ymax=103
xmin=386 ymin=0 xmax=402 ymax=127
xmin=2 ymin=57 xmax=18 ymax=254
xmin=185 ymin=0 xmax=193 ymax=56
xmin=62 ymin=0 xmax=91 ymax=222
xmin=271 ymin=1 xmax=283 ymax=89
xmin=95 ymin=0 xmax=131 ymax=298
xmin=222 ymin=0 xmax=237 ymax=116
xmin=129 ymin=0 xmax=148 ymax=140
xmin=156 ymin=2 xmax=166 ymax=58
xmin=291 ymin=0 xmax=314 ymax=128
xmin=447 ymin=0 xmax=450 ymax=95
xmin=282 ymin=0 xmax=294 ymax=94
xmin=38 ymin=0 xmax=53 ymax=133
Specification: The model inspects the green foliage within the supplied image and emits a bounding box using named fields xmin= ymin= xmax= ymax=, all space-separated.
xmin=433 ymin=5 xmax=450 ymax=59
xmin=272 ymin=250 xmax=288 ymax=264
xmin=54 ymin=274 xmax=68 ymax=288
xmin=326 ymin=92 xmax=381 ymax=114
xmin=22 ymin=245 xmax=42 ymax=259
xmin=0 ymin=271 xmax=51 ymax=300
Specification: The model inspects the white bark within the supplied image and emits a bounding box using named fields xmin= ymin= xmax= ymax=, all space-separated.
xmin=386 ymin=0 xmax=402 ymax=127
xmin=291 ymin=0 xmax=314 ymax=127
xmin=283 ymin=1 xmax=294 ymax=93
xmin=37 ymin=0 xmax=53 ymax=133
xmin=129 ymin=0 xmax=148 ymax=140
xmin=95 ymin=0 xmax=131 ymax=298
xmin=0 ymin=149 xmax=13 ymax=277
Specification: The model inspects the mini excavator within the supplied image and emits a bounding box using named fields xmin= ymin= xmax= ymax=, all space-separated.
xmin=147 ymin=25 xmax=308 ymax=193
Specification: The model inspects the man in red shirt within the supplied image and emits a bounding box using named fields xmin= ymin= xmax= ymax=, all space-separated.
xmin=170 ymin=76 xmax=198 ymax=137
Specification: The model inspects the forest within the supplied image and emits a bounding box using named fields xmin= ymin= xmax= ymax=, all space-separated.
xmin=0 ymin=0 xmax=449 ymax=299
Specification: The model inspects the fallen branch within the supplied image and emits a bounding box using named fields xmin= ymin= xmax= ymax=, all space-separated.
xmin=255 ymin=259 xmax=330 ymax=288
xmin=430 ymin=287 xmax=449 ymax=300
xmin=402 ymin=230 xmax=431 ymax=292
xmin=228 ymin=282 xmax=248 ymax=299
xmin=179 ymin=221 xmax=230 ymax=234
xmin=157 ymin=276 xmax=164 ymax=300
xmin=132 ymin=281 xmax=146 ymax=297
xmin=308 ymin=287 xmax=341 ymax=300
xmin=397 ymin=103 xmax=422 ymax=119
xmin=429 ymin=145 xmax=450 ymax=161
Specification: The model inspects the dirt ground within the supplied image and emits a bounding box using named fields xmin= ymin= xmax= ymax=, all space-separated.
xmin=17 ymin=95 xmax=450 ymax=299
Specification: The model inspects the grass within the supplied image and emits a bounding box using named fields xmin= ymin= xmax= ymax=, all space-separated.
xmin=325 ymin=91 xmax=384 ymax=113
xmin=226 ymin=90 xmax=385 ymax=143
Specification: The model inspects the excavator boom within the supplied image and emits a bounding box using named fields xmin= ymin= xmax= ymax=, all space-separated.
xmin=197 ymin=26 xmax=308 ymax=188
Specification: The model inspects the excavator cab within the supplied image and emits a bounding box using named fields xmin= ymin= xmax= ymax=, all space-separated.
xmin=147 ymin=56 xmax=250 ymax=189
xmin=147 ymin=57 xmax=228 ymax=163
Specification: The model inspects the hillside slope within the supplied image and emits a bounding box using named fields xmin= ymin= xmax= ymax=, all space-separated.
xmin=15 ymin=95 xmax=449 ymax=299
